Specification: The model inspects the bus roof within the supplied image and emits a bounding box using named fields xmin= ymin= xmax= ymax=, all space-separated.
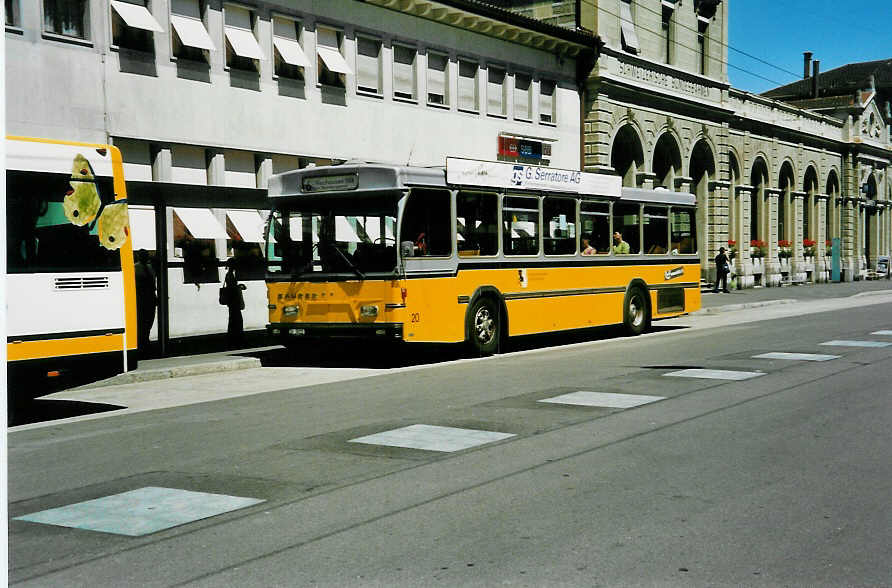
xmin=268 ymin=163 xmax=445 ymax=200
xmin=621 ymin=187 xmax=696 ymax=206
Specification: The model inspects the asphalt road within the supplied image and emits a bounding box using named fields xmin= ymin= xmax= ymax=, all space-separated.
xmin=8 ymin=295 xmax=892 ymax=587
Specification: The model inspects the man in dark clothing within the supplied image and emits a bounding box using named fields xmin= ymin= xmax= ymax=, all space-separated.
xmin=134 ymin=249 xmax=157 ymax=356
xmin=713 ymin=246 xmax=730 ymax=293
xmin=224 ymin=258 xmax=246 ymax=348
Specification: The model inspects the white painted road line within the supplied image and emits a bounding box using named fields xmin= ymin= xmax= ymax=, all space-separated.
xmin=14 ymin=487 xmax=264 ymax=536
xmin=752 ymin=352 xmax=840 ymax=362
xmin=538 ymin=391 xmax=665 ymax=408
xmin=663 ymin=369 xmax=765 ymax=381
xmin=820 ymin=340 xmax=892 ymax=348
xmin=349 ymin=424 xmax=515 ymax=452
xmin=870 ymin=330 xmax=892 ymax=336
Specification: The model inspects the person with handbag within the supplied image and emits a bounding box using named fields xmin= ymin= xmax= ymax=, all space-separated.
xmin=222 ymin=257 xmax=247 ymax=348
xmin=713 ymin=246 xmax=731 ymax=293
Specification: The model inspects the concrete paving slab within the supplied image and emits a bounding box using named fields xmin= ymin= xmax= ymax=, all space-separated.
xmin=820 ymin=340 xmax=892 ymax=348
xmin=538 ymin=391 xmax=665 ymax=408
xmin=14 ymin=487 xmax=264 ymax=536
xmin=752 ymin=352 xmax=840 ymax=361
xmin=349 ymin=424 xmax=515 ymax=452
xmin=663 ymin=368 xmax=765 ymax=381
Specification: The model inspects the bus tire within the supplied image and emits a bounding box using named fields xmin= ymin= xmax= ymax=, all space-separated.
xmin=467 ymin=296 xmax=500 ymax=356
xmin=623 ymin=285 xmax=650 ymax=336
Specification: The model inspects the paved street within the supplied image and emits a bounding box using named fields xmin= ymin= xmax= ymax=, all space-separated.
xmin=8 ymin=284 xmax=892 ymax=586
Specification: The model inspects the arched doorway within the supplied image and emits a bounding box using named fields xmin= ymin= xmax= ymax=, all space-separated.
xmin=689 ymin=139 xmax=715 ymax=275
xmin=804 ymin=166 xmax=819 ymax=244
xmin=826 ymin=170 xmax=839 ymax=245
xmin=653 ymin=133 xmax=682 ymax=189
xmin=610 ymin=125 xmax=645 ymax=187
xmin=778 ymin=161 xmax=796 ymax=245
xmin=865 ymin=174 xmax=878 ymax=264
xmin=750 ymin=157 xmax=769 ymax=246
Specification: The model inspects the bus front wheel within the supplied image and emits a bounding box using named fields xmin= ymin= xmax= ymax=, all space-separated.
xmin=623 ymin=286 xmax=650 ymax=336
xmin=468 ymin=297 xmax=500 ymax=356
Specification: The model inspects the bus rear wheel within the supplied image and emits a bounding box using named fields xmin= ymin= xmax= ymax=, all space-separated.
xmin=468 ymin=297 xmax=500 ymax=356
xmin=623 ymin=286 xmax=650 ymax=336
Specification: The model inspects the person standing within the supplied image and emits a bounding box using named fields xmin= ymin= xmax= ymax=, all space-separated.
xmin=224 ymin=258 xmax=247 ymax=348
xmin=134 ymin=249 xmax=157 ymax=357
xmin=713 ymin=246 xmax=731 ymax=293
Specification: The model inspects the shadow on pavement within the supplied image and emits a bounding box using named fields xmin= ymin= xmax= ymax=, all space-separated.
xmin=10 ymin=399 xmax=125 ymax=427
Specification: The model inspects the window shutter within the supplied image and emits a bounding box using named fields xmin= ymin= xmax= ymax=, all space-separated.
xmin=317 ymin=26 xmax=338 ymax=49
xmin=224 ymin=4 xmax=249 ymax=29
xmin=514 ymin=74 xmax=531 ymax=120
xmin=393 ymin=45 xmax=415 ymax=99
xmin=356 ymin=37 xmax=380 ymax=93
xmin=619 ymin=1 xmax=640 ymax=54
xmin=540 ymin=80 xmax=555 ymax=123
xmin=487 ymin=67 xmax=505 ymax=116
xmin=458 ymin=60 xmax=478 ymax=111
xmin=427 ymin=52 xmax=448 ymax=104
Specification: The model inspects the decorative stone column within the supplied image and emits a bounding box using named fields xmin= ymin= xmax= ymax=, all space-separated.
xmin=790 ymin=190 xmax=807 ymax=283
xmin=735 ymin=184 xmax=755 ymax=288
xmin=764 ymin=188 xmax=782 ymax=286
xmin=815 ymin=194 xmax=829 ymax=282
xmin=840 ymin=197 xmax=857 ymax=281
xmin=636 ymin=172 xmax=657 ymax=190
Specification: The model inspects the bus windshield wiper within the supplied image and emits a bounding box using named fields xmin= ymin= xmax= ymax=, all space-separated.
xmin=326 ymin=242 xmax=365 ymax=279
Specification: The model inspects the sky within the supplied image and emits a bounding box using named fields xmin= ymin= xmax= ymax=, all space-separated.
xmin=728 ymin=1 xmax=891 ymax=94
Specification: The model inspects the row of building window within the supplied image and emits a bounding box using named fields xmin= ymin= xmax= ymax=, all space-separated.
xmin=619 ymin=0 xmax=714 ymax=75
xmin=11 ymin=0 xmax=558 ymax=123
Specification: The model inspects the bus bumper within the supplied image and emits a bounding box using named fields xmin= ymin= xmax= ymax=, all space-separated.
xmin=267 ymin=322 xmax=404 ymax=342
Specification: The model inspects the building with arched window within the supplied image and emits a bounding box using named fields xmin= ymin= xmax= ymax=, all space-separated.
xmin=496 ymin=0 xmax=892 ymax=287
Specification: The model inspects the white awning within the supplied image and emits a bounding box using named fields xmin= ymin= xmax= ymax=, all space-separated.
xmin=317 ymin=46 xmax=352 ymax=75
xmin=225 ymin=26 xmax=264 ymax=60
xmin=170 ymin=14 xmax=215 ymax=51
xmin=111 ymin=0 xmax=163 ymax=32
xmin=173 ymin=207 xmax=227 ymax=239
xmin=129 ymin=207 xmax=157 ymax=250
xmin=273 ymin=36 xmax=309 ymax=68
xmin=227 ymin=210 xmax=265 ymax=243
xmin=661 ymin=0 xmax=676 ymax=8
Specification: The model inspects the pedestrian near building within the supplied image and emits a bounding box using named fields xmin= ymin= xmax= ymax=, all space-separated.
xmin=222 ymin=258 xmax=247 ymax=348
xmin=134 ymin=249 xmax=157 ymax=356
xmin=713 ymin=247 xmax=730 ymax=293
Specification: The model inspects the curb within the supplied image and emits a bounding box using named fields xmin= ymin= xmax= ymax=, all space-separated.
xmin=694 ymin=299 xmax=798 ymax=315
xmin=79 ymin=356 xmax=263 ymax=389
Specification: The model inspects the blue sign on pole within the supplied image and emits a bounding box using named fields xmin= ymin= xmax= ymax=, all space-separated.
xmin=831 ymin=237 xmax=841 ymax=282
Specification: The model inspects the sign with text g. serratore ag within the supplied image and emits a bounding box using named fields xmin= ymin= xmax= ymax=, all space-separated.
xmin=446 ymin=157 xmax=621 ymax=197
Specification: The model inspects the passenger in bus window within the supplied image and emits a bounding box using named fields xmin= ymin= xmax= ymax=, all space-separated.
xmin=612 ymin=231 xmax=630 ymax=254
xmin=581 ymin=237 xmax=595 ymax=255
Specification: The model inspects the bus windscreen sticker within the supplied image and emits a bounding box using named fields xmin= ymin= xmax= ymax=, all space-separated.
xmin=63 ymin=153 xmax=130 ymax=251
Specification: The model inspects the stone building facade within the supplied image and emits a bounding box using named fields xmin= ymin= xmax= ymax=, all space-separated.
xmin=497 ymin=0 xmax=892 ymax=286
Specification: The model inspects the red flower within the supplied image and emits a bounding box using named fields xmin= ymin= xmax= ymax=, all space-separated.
xmin=728 ymin=240 xmax=737 ymax=246
xmin=803 ymin=239 xmax=816 ymax=247
xmin=778 ymin=240 xmax=792 ymax=247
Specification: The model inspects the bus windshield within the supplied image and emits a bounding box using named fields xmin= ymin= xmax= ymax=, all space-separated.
xmin=266 ymin=203 xmax=398 ymax=279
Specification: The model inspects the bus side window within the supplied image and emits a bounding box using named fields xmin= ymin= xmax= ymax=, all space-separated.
xmin=643 ymin=206 xmax=669 ymax=254
xmin=671 ymin=208 xmax=697 ymax=254
xmin=502 ymin=195 xmax=540 ymax=256
xmin=400 ymin=188 xmax=452 ymax=257
xmin=543 ymin=196 xmax=576 ymax=255
xmin=580 ymin=201 xmax=610 ymax=254
xmin=457 ymin=191 xmax=498 ymax=256
xmin=612 ymin=202 xmax=641 ymax=254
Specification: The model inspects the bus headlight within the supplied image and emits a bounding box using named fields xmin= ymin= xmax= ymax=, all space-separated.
xmin=283 ymin=305 xmax=299 ymax=316
xmin=360 ymin=305 xmax=379 ymax=318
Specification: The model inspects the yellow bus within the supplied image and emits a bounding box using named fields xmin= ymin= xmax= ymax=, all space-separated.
xmin=6 ymin=137 xmax=137 ymax=410
xmin=265 ymin=157 xmax=700 ymax=355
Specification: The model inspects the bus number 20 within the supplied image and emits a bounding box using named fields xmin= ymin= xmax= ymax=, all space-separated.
xmin=410 ymin=313 xmax=421 ymax=323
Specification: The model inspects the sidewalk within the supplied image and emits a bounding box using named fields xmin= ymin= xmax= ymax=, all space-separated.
xmin=91 ymin=279 xmax=892 ymax=387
